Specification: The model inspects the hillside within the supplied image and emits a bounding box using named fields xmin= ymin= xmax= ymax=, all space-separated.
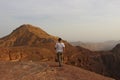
xmin=0 ymin=61 xmax=114 ymax=80
xmin=0 ymin=24 xmax=119 ymax=80
xmin=0 ymin=24 xmax=57 ymax=47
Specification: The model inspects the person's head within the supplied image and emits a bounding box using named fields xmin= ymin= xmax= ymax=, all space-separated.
xmin=58 ymin=38 xmax=62 ymax=42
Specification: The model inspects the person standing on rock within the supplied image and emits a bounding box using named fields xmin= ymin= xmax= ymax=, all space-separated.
xmin=55 ymin=38 xmax=65 ymax=67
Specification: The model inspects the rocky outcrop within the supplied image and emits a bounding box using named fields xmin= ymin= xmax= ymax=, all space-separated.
xmin=0 ymin=47 xmax=55 ymax=62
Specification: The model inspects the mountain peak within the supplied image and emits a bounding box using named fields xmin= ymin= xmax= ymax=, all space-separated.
xmin=13 ymin=24 xmax=50 ymax=38
xmin=0 ymin=24 xmax=57 ymax=47
xmin=17 ymin=24 xmax=43 ymax=31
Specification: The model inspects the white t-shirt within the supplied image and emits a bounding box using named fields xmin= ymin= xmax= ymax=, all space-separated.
xmin=55 ymin=42 xmax=65 ymax=53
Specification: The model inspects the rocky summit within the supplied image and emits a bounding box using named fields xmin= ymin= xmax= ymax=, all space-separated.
xmin=0 ymin=24 xmax=57 ymax=47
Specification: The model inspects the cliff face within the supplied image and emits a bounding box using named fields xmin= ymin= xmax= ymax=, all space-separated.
xmin=69 ymin=45 xmax=120 ymax=80
xmin=110 ymin=44 xmax=120 ymax=79
xmin=66 ymin=46 xmax=108 ymax=75
xmin=95 ymin=44 xmax=120 ymax=79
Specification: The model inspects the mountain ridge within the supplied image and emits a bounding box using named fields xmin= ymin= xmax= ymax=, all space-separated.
xmin=0 ymin=24 xmax=57 ymax=47
xmin=70 ymin=40 xmax=120 ymax=51
xmin=0 ymin=24 xmax=119 ymax=80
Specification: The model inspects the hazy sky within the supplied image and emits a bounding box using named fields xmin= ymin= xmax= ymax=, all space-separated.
xmin=0 ymin=0 xmax=120 ymax=42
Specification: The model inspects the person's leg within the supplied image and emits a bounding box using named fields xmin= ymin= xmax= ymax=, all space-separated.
xmin=57 ymin=53 xmax=59 ymax=62
xmin=58 ymin=52 xmax=62 ymax=67
xmin=57 ymin=52 xmax=62 ymax=67
xmin=59 ymin=52 xmax=63 ymax=67
xmin=61 ymin=53 xmax=63 ymax=63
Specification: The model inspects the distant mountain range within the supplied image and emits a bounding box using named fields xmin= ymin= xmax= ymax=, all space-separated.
xmin=70 ymin=40 xmax=120 ymax=51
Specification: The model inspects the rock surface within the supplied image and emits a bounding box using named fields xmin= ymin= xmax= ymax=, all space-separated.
xmin=0 ymin=61 xmax=114 ymax=80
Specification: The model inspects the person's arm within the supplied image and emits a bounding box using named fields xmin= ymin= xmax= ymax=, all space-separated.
xmin=62 ymin=43 xmax=65 ymax=53
xmin=63 ymin=47 xmax=65 ymax=53
xmin=55 ymin=43 xmax=57 ymax=50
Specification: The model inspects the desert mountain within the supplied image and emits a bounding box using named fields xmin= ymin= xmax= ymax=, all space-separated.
xmin=0 ymin=24 xmax=77 ymax=62
xmin=0 ymin=24 xmax=119 ymax=80
xmin=70 ymin=40 xmax=120 ymax=51
xmin=0 ymin=24 xmax=59 ymax=62
xmin=0 ymin=24 xmax=57 ymax=47
xmin=0 ymin=61 xmax=114 ymax=80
